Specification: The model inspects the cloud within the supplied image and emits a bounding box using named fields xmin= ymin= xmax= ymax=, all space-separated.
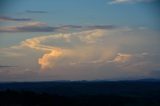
xmin=78 ymin=29 xmax=105 ymax=43
xmin=20 ymin=32 xmax=71 ymax=51
xmin=38 ymin=49 xmax=63 ymax=69
xmin=2 ymin=28 xmax=158 ymax=72
xmin=23 ymin=29 xmax=109 ymax=69
xmin=87 ymin=25 xmax=116 ymax=30
xmin=0 ymin=22 xmax=56 ymax=32
xmin=26 ymin=10 xmax=48 ymax=13
xmin=6 ymin=29 xmax=115 ymax=70
xmin=108 ymin=0 xmax=156 ymax=4
xmin=0 ymin=65 xmax=17 ymax=69
xmin=109 ymin=53 xmax=132 ymax=63
xmin=0 ymin=16 xmax=32 ymax=22
xmin=109 ymin=53 xmax=160 ymax=75
xmin=0 ymin=22 xmax=117 ymax=33
xmin=0 ymin=27 xmax=160 ymax=80
xmin=0 ymin=65 xmax=16 ymax=68
xmin=109 ymin=52 xmax=147 ymax=64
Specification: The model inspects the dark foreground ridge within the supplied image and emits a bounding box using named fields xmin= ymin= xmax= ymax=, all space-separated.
xmin=0 ymin=80 xmax=160 ymax=106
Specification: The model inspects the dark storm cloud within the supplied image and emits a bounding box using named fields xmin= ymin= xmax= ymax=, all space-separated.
xmin=26 ymin=10 xmax=48 ymax=13
xmin=0 ymin=16 xmax=32 ymax=22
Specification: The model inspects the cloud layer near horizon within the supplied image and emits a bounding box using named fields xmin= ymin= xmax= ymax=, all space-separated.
xmin=0 ymin=28 xmax=160 ymax=80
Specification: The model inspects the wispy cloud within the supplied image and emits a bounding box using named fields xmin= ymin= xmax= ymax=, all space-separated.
xmin=87 ymin=25 xmax=116 ymax=30
xmin=26 ymin=10 xmax=48 ymax=13
xmin=108 ymin=0 xmax=156 ymax=4
xmin=0 ymin=22 xmax=56 ymax=32
xmin=0 ymin=16 xmax=32 ymax=22
xmin=0 ymin=22 xmax=117 ymax=33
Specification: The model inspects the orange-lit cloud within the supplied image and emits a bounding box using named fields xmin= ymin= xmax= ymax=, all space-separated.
xmin=17 ymin=29 xmax=109 ymax=70
xmin=38 ymin=49 xmax=63 ymax=69
xmin=2 ymin=28 xmax=157 ymax=73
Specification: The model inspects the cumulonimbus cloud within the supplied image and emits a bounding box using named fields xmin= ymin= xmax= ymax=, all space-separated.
xmin=15 ymin=29 xmax=115 ymax=70
xmin=1 ymin=27 xmax=160 ymax=79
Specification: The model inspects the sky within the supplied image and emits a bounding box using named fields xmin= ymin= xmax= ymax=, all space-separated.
xmin=0 ymin=0 xmax=160 ymax=81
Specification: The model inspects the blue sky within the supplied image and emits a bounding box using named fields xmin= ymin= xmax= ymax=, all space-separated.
xmin=1 ymin=0 xmax=159 ymax=27
xmin=0 ymin=0 xmax=160 ymax=81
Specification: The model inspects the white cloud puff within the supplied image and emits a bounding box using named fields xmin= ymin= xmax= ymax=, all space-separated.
xmin=108 ymin=0 xmax=156 ymax=4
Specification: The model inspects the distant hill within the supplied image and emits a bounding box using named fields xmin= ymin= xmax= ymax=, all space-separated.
xmin=0 ymin=80 xmax=160 ymax=106
xmin=135 ymin=78 xmax=160 ymax=82
xmin=0 ymin=80 xmax=160 ymax=96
